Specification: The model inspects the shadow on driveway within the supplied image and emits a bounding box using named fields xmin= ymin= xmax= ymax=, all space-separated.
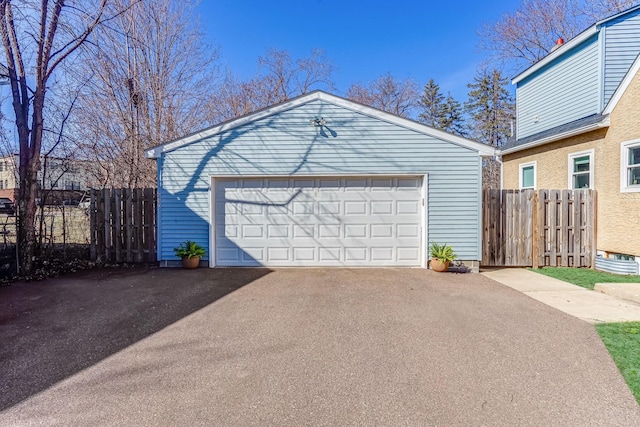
xmin=0 ymin=266 xmax=271 ymax=410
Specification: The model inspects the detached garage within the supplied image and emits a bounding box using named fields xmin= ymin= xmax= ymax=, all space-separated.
xmin=146 ymin=91 xmax=494 ymax=270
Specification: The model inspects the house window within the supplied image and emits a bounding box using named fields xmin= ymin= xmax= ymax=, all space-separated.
xmin=64 ymin=180 xmax=81 ymax=190
xmin=568 ymin=150 xmax=594 ymax=189
xmin=519 ymin=161 xmax=536 ymax=189
xmin=621 ymin=139 xmax=640 ymax=192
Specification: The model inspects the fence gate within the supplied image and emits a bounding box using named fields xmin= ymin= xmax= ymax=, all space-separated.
xmin=90 ymin=188 xmax=157 ymax=263
xmin=482 ymin=189 xmax=596 ymax=268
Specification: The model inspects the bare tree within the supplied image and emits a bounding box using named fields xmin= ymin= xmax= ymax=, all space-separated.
xmin=71 ymin=0 xmax=218 ymax=188
xmin=0 ymin=0 xmax=110 ymax=273
xmin=347 ymin=73 xmax=418 ymax=118
xmin=211 ymin=48 xmax=335 ymax=123
xmin=479 ymin=0 xmax=637 ymax=70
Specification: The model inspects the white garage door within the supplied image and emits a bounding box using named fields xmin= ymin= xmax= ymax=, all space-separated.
xmin=214 ymin=176 xmax=424 ymax=267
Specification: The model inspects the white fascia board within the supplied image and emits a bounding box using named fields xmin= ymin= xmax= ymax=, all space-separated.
xmin=499 ymin=117 xmax=610 ymax=155
xmin=146 ymin=91 xmax=496 ymax=158
xmin=512 ymin=27 xmax=598 ymax=85
xmin=603 ymin=52 xmax=640 ymax=115
xmin=318 ymin=93 xmax=496 ymax=156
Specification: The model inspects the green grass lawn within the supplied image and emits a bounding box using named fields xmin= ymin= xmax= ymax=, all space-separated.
xmin=596 ymin=322 xmax=640 ymax=404
xmin=529 ymin=267 xmax=640 ymax=290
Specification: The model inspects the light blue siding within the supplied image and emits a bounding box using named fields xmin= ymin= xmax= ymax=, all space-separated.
xmin=158 ymin=99 xmax=482 ymax=263
xmin=516 ymin=35 xmax=600 ymax=140
xmin=603 ymin=8 xmax=640 ymax=107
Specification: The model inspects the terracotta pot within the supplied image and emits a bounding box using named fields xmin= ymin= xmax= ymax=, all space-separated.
xmin=431 ymin=258 xmax=450 ymax=272
xmin=182 ymin=256 xmax=200 ymax=269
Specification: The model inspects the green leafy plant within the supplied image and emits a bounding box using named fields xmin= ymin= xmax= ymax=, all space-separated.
xmin=429 ymin=242 xmax=457 ymax=262
xmin=173 ymin=240 xmax=206 ymax=259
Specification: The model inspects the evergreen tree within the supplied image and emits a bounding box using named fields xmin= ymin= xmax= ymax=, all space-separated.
xmin=464 ymin=69 xmax=514 ymax=148
xmin=418 ymin=79 xmax=466 ymax=136
xmin=418 ymin=79 xmax=444 ymax=127
xmin=439 ymin=94 xmax=466 ymax=137
xmin=465 ymin=68 xmax=514 ymax=189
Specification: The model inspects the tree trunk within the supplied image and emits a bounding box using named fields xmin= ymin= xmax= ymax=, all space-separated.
xmin=0 ymin=1 xmax=107 ymax=274
xmin=17 ymin=89 xmax=44 ymax=273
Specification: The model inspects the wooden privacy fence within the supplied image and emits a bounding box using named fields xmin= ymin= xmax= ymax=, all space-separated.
xmin=90 ymin=188 xmax=157 ymax=263
xmin=482 ymin=189 xmax=596 ymax=268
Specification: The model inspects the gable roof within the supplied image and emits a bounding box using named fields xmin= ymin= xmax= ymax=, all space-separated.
xmin=145 ymin=91 xmax=496 ymax=159
xmin=512 ymin=4 xmax=640 ymax=84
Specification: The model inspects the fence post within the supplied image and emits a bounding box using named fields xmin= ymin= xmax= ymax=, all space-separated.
xmin=531 ymin=191 xmax=539 ymax=269
xmin=587 ymin=190 xmax=597 ymax=268
xmin=90 ymin=189 xmax=96 ymax=261
xmin=134 ymin=188 xmax=144 ymax=262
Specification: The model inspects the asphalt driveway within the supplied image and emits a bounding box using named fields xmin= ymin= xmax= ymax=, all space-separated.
xmin=1 ymin=267 xmax=639 ymax=426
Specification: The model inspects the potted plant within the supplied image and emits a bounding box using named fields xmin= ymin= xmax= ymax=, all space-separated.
xmin=429 ymin=242 xmax=457 ymax=272
xmin=173 ymin=240 xmax=206 ymax=269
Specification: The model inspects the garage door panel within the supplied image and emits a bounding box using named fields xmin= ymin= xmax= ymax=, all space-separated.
xmin=344 ymin=201 xmax=367 ymax=215
xmin=267 ymin=224 xmax=290 ymax=238
xmin=398 ymin=177 xmax=421 ymax=189
xmin=293 ymin=247 xmax=316 ymax=261
xmin=345 ymin=247 xmax=367 ymax=261
xmin=293 ymin=225 xmax=315 ymax=238
xmin=319 ymin=224 xmax=340 ymax=238
xmin=319 ymin=247 xmax=341 ymax=261
xmin=215 ymin=176 xmax=423 ymax=266
xmin=319 ymin=201 xmax=340 ymax=215
xmin=371 ymin=247 xmax=394 ymax=261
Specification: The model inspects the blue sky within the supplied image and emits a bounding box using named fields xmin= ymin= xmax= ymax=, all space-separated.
xmin=197 ymin=0 xmax=523 ymax=101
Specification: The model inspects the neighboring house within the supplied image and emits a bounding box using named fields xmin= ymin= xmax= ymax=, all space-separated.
xmin=146 ymin=91 xmax=495 ymax=270
xmin=0 ymin=154 xmax=104 ymax=202
xmin=500 ymin=5 xmax=640 ymax=274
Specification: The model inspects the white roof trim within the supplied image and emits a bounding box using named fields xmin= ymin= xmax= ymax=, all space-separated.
xmin=512 ymin=27 xmax=598 ymax=84
xmin=602 ymin=52 xmax=640 ymax=114
xmin=500 ymin=116 xmax=610 ymax=155
xmin=146 ymin=91 xmax=496 ymax=158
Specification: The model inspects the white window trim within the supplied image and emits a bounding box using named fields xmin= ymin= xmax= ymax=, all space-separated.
xmin=568 ymin=149 xmax=594 ymax=189
xmin=519 ymin=161 xmax=537 ymax=189
xmin=621 ymin=139 xmax=640 ymax=193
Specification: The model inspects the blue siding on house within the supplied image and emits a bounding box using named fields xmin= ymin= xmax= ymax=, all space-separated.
xmin=516 ymin=35 xmax=600 ymax=140
xmin=603 ymin=8 xmax=640 ymax=107
xmin=158 ymin=99 xmax=483 ymax=262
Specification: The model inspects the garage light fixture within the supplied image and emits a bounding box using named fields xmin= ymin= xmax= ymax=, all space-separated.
xmin=310 ymin=117 xmax=326 ymax=127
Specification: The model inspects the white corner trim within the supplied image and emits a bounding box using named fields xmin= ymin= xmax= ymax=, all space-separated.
xmin=602 ymin=52 xmax=640 ymax=115
xmin=209 ymin=176 xmax=216 ymax=267
xmin=519 ymin=161 xmax=537 ymax=190
xmin=512 ymin=27 xmax=598 ymax=84
xmin=567 ymin=149 xmax=595 ymax=189
xmin=145 ymin=91 xmax=496 ymax=159
xmin=421 ymin=174 xmax=429 ymax=268
xmin=499 ymin=116 xmax=610 ymax=155
xmin=620 ymin=139 xmax=640 ymax=193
